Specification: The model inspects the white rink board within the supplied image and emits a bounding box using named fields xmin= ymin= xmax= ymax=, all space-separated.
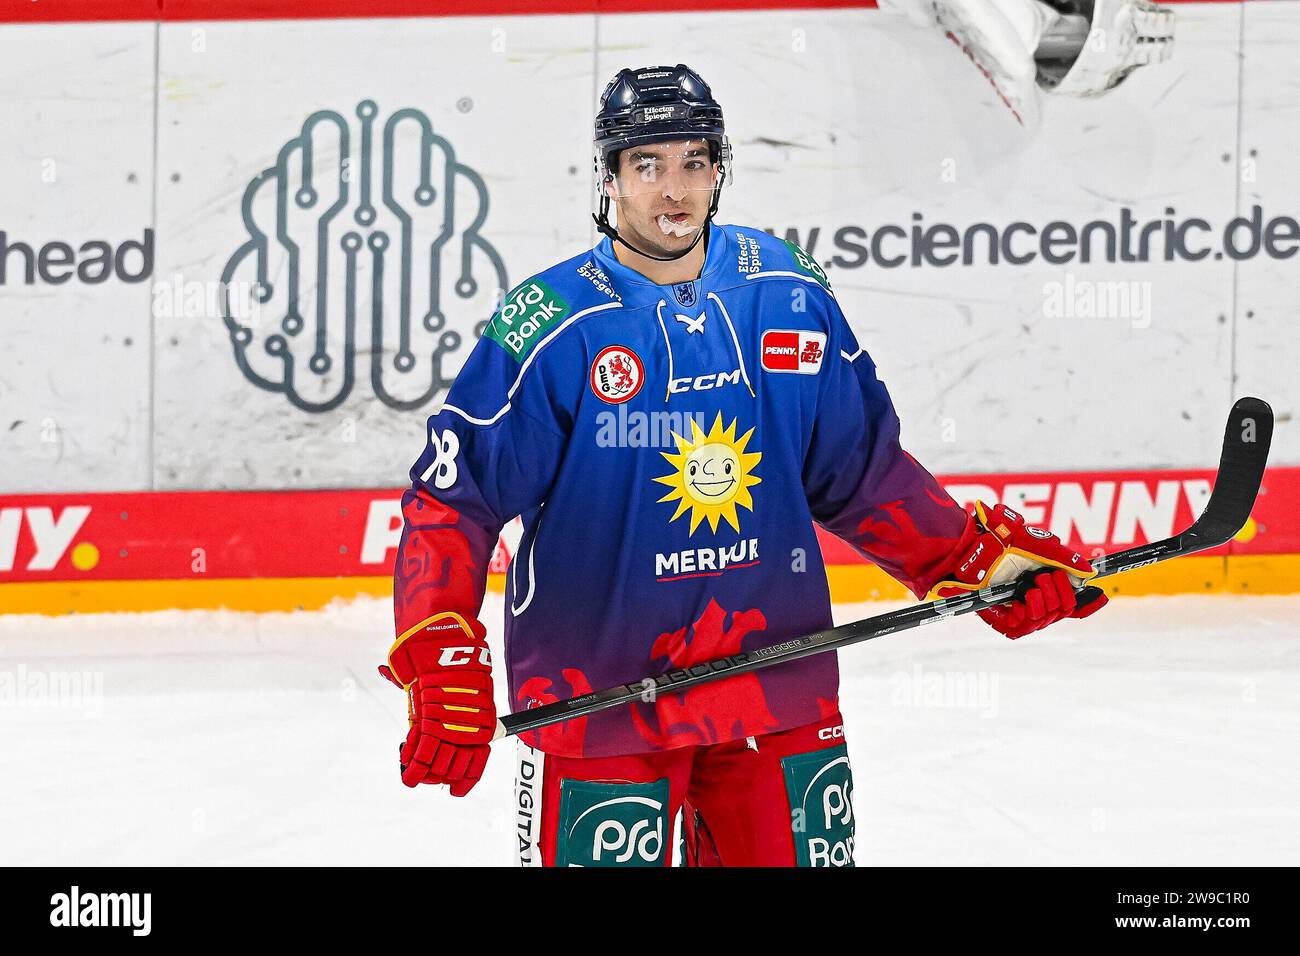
xmin=0 ymin=22 xmax=157 ymax=492
xmin=1234 ymin=2 xmax=1300 ymax=468
xmin=0 ymin=3 xmax=1296 ymax=494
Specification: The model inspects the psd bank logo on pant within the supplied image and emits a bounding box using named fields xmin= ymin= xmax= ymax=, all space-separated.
xmin=783 ymin=744 xmax=856 ymax=867
xmin=221 ymin=99 xmax=508 ymax=413
xmin=555 ymin=778 xmax=670 ymax=867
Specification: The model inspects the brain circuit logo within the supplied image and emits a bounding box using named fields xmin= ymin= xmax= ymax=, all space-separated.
xmin=220 ymin=99 xmax=507 ymax=412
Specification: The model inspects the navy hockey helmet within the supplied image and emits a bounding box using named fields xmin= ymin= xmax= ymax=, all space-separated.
xmin=594 ymin=63 xmax=730 ymax=176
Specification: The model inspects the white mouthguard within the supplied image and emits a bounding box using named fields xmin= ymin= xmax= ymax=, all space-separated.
xmin=657 ymin=214 xmax=698 ymax=238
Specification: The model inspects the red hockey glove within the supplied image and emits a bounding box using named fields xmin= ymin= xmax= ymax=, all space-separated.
xmin=378 ymin=612 xmax=496 ymax=795
xmin=927 ymin=502 xmax=1109 ymax=639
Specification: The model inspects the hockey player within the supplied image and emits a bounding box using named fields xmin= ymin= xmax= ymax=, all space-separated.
xmin=379 ymin=64 xmax=1108 ymax=867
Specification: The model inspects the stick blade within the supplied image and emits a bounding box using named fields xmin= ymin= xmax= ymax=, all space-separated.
xmin=1187 ymin=396 xmax=1273 ymax=548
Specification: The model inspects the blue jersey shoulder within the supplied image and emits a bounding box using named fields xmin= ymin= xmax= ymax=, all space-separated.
xmin=447 ymin=247 xmax=622 ymax=419
xmin=715 ymin=223 xmax=835 ymax=294
xmin=479 ymin=249 xmax=624 ymax=367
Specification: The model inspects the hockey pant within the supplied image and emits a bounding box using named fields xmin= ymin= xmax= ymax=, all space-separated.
xmin=513 ymin=712 xmax=855 ymax=867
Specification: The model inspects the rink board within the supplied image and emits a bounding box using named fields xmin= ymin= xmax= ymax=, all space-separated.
xmin=2 ymin=555 xmax=1294 ymax=615
xmin=1 ymin=1 xmax=1295 ymax=494
xmin=2 ymin=2 xmax=1296 ymax=612
xmin=1 ymin=465 xmax=1295 ymax=613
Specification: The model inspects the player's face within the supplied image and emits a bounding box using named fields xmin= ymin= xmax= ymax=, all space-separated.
xmin=606 ymin=138 xmax=719 ymax=257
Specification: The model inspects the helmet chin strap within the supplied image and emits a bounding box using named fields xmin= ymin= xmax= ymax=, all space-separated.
xmin=593 ymin=182 xmax=723 ymax=265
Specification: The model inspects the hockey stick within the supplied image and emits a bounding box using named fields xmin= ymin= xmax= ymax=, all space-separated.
xmin=494 ymin=397 xmax=1273 ymax=741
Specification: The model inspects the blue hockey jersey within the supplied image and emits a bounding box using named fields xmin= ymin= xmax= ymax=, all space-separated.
xmin=394 ymin=222 xmax=973 ymax=758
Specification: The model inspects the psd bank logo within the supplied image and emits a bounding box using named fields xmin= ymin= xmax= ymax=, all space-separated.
xmin=220 ymin=99 xmax=508 ymax=412
xmin=783 ymin=744 xmax=855 ymax=867
xmin=554 ymin=778 xmax=669 ymax=867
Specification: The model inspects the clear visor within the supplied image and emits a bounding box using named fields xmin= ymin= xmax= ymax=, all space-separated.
xmin=603 ymin=141 xmax=724 ymax=200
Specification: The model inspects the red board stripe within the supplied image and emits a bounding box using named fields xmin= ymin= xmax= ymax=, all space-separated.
xmin=3 ymin=0 xmax=1226 ymax=26
xmin=0 ymin=466 xmax=1293 ymax=585
xmin=4 ymin=0 xmax=157 ymax=21
xmin=160 ymin=0 xmax=875 ymax=17
xmin=5 ymin=1 xmax=869 ymax=25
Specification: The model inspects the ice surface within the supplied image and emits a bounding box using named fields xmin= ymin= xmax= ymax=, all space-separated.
xmin=1 ymin=594 xmax=1296 ymax=865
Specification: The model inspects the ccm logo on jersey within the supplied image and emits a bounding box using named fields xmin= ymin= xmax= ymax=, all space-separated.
xmin=669 ymin=369 xmax=743 ymax=394
xmin=590 ymin=346 xmax=645 ymax=404
xmin=761 ymin=330 xmax=826 ymax=374
xmin=818 ymin=724 xmax=845 ymax=740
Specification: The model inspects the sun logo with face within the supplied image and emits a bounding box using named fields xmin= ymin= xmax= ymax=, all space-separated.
xmin=653 ymin=413 xmax=762 ymax=535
